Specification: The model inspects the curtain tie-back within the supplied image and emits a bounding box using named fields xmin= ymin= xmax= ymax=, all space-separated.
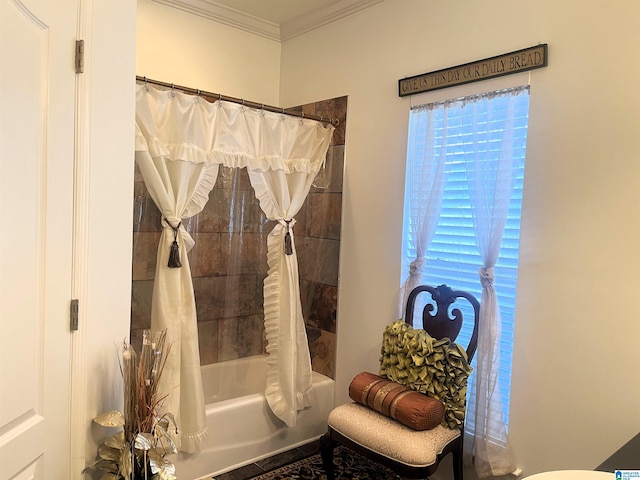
xmin=479 ymin=266 xmax=495 ymax=287
xmin=409 ymin=256 xmax=425 ymax=276
xmin=162 ymin=217 xmax=183 ymax=268
xmin=278 ymin=218 xmax=296 ymax=256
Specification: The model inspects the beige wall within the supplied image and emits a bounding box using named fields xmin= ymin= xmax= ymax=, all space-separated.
xmin=136 ymin=0 xmax=281 ymax=104
xmin=279 ymin=0 xmax=640 ymax=477
xmin=137 ymin=0 xmax=640 ymax=477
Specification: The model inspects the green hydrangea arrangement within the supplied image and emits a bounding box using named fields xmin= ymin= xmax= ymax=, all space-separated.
xmin=379 ymin=320 xmax=472 ymax=429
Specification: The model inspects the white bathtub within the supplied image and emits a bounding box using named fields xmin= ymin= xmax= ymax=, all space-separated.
xmin=171 ymin=355 xmax=335 ymax=480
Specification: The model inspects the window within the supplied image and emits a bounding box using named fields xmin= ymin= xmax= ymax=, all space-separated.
xmin=400 ymin=86 xmax=530 ymax=431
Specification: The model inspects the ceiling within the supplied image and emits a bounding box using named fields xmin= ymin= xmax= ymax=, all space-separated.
xmin=151 ymin=0 xmax=384 ymax=42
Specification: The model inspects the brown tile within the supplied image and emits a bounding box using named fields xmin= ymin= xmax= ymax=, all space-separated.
xmin=214 ymin=462 xmax=264 ymax=480
xmin=129 ymin=328 xmax=145 ymax=357
xmin=218 ymin=314 xmax=265 ymax=361
xmin=306 ymin=282 xmax=338 ymax=334
xmin=226 ymin=232 xmax=269 ymax=276
xmin=315 ymin=96 xmax=347 ymax=146
xmin=195 ymin=169 xmax=266 ymax=235
xmin=297 ymin=439 xmax=321 ymax=457
xmin=131 ymin=280 xmax=153 ymax=330
xmin=302 ymin=103 xmax=318 ymax=118
xmin=216 ymin=165 xmax=253 ymax=191
xmin=134 ymin=162 xmax=144 ymax=183
xmin=329 ymin=145 xmax=345 ymax=192
xmin=293 ymin=200 xmax=312 ymax=238
xmin=307 ymin=327 xmax=336 ymax=379
xmin=289 ymin=96 xmax=346 ymax=145
xmin=195 ymin=188 xmax=232 ymax=233
xmin=309 ymin=145 xmax=344 ymax=195
xmin=296 ymin=237 xmax=340 ymax=287
xmin=132 ymin=180 xmax=162 ymax=233
xmin=193 ymin=274 xmax=259 ymax=322
xmin=255 ymin=275 xmax=266 ymax=316
xmin=188 ymin=232 xmax=227 ymax=277
xmin=131 ymin=231 xmax=160 ymax=281
xmin=299 ymin=280 xmax=317 ymax=328
xmin=255 ymin=448 xmax=306 ymax=471
xmin=222 ymin=274 xmax=262 ymax=317
xmin=308 ymin=193 xmax=342 ymax=240
xmin=198 ymin=320 xmax=219 ymax=365
xmin=242 ymin=198 xmax=269 ymax=234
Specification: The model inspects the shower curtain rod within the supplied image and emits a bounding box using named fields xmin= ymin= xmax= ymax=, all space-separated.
xmin=136 ymin=76 xmax=339 ymax=127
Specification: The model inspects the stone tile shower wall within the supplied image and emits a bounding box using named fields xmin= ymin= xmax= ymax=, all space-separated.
xmin=130 ymin=96 xmax=346 ymax=380
xmin=294 ymin=97 xmax=346 ymax=379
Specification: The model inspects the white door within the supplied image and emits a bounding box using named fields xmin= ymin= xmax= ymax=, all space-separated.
xmin=0 ymin=0 xmax=77 ymax=478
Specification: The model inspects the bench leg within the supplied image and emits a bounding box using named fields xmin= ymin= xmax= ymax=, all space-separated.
xmin=320 ymin=430 xmax=338 ymax=480
xmin=452 ymin=448 xmax=464 ymax=480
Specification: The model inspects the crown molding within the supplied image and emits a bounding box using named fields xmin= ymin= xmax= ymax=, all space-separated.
xmin=281 ymin=0 xmax=384 ymax=42
xmin=151 ymin=0 xmax=384 ymax=42
xmin=151 ymin=0 xmax=281 ymax=41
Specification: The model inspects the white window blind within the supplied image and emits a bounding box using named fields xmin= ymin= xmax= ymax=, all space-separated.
xmin=401 ymin=87 xmax=530 ymax=429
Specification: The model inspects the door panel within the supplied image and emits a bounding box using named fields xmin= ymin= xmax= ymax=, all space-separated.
xmin=0 ymin=1 xmax=76 ymax=478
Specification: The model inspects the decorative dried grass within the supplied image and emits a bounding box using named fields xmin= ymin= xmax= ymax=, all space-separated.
xmin=121 ymin=330 xmax=170 ymax=442
xmin=85 ymin=329 xmax=178 ymax=480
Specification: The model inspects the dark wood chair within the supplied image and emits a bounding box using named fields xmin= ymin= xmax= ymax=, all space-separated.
xmin=320 ymin=284 xmax=480 ymax=480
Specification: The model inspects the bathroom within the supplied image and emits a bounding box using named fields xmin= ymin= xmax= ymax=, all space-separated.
xmin=4 ymin=1 xmax=640 ymax=479
xmin=132 ymin=0 xmax=640 ymax=477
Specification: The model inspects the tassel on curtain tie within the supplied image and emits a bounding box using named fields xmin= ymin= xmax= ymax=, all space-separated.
xmin=283 ymin=219 xmax=293 ymax=255
xmin=164 ymin=218 xmax=183 ymax=268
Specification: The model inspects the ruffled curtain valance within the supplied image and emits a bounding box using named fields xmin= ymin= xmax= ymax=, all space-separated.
xmin=135 ymin=85 xmax=331 ymax=174
xmin=134 ymin=84 xmax=334 ymax=448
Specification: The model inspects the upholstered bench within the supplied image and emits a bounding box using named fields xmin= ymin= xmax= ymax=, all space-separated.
xmin=328 ymin=402 xmax=460 ymax=468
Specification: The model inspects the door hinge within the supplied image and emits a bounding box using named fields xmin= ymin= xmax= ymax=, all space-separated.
xmin=70 ymin=299 xmax=79 ymax=331
xmin=75 ymin=40 xmax=84 ymax=74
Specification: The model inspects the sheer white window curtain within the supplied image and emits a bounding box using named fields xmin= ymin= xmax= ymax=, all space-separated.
xmin=398 ymin=106 xmax=447 ymax=318
xmin=403 ymin=86 xmax=529 ymax=477
xmin=464 ymin=87 xmax=526 ymax=478
xmin=134 ymin=85 xmax=334 ymax=449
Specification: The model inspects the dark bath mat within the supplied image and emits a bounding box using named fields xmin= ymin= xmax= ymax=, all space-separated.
xmin=247 ymin=446 xmax=397 ymax=480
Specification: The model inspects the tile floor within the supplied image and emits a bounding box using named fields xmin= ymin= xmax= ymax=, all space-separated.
xmin=211 ymin=439 xmax=321 ymax=480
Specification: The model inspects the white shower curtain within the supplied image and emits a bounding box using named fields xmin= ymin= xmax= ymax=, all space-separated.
xmin=134 ymin=84 xmax=334 ymax=444
xmin=248 ymin=170 xmax=316 ymax=427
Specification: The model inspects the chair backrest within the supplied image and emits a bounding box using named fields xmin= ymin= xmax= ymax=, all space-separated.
xmin=404 ymin=284 xmax=480 ymax=362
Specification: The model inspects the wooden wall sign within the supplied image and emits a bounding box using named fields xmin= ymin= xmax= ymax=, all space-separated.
xmin=398 ymin=44 xmax=547 ymax=97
